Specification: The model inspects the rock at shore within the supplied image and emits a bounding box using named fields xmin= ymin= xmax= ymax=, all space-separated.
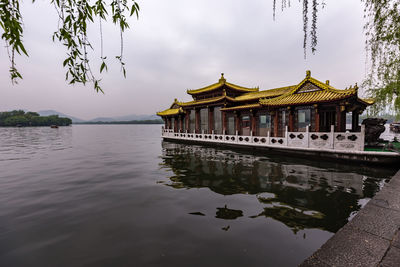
xmin=362 ymin=118 xmax=387 ymax=145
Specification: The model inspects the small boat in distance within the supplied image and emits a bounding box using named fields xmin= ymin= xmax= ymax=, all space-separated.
xmin=390 ymin=122 xmax=400 ymax=133
xmin=50 ymin=125 xmax=59 ymax=128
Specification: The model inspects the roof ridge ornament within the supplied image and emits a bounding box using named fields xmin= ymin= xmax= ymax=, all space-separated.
xmin=354 ymin=83 xmax=359 ymax=96
xmin=306 ymin=70 xmax=311 ymax=78
xmin=219 ymin=73 xmax=226 ymax=83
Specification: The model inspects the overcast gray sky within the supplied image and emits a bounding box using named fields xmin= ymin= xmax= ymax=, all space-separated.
xmin=0 ymin=0 xmax=366 ymax=120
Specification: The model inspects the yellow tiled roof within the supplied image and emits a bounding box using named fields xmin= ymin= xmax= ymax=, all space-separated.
xmin=187 ymin=73 xmax=258 ymax=95
xmin=234 ymin=86 xmax=295 ymax=101
xmin=157 ymin=71 xmax=374 ymax=115
xmin=260 ymin=71 xmax=359 ymax=107
xmin=187 ymin=82 xmax=222 ymax=95
xmin=260 ymin=89 xmax=356 ymax=107
xmin=177 ymin=95 xmax=236 ymax=106
xmin=359 ymin=98 xmax=375 ymax=105
xmin=156 ymin=107 xmax=184 ymax=116
xmin=221 ymin=103 xmax=262 ymax=111
xmin=225 ymin=81 xmax=259 ymax=93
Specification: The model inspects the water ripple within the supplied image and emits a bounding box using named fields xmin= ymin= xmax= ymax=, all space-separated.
xmin=0 ymin=125 xmax=397 ymax=267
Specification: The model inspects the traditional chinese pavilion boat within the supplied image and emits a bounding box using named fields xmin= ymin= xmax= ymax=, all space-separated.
xmin=157 ymin=71 xmax=400 ymax=165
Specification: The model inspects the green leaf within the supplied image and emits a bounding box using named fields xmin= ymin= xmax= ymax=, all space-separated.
xmin=63 ymin=57 xmax=70 ymax=67
xmin=100 ymin=61 xmax=107 ymax=73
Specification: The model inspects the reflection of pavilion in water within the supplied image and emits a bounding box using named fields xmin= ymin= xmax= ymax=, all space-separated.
xmin=160 ymin=142 xmax=391 ymax=233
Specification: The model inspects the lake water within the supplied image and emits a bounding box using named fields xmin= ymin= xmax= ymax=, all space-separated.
xmin=0 ymin=125 xmax=397 ymax=266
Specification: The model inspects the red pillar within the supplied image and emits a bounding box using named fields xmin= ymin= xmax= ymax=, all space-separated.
xmin=185 ymin=110 xmax=190 ymax=132
xmin=336 ymin=105 xmax=346 ymax=132
xmin=251 ymin=112 xmax=257 ymax=135
xmin=222 ymin=111 xmax=227 ymax=134
xmin=273 ymin=111 xmax=279 ymax=137
xmin=235 ymin=112 xmax=241 ymax=135
xmin=315 ymin=108 xmax=320 ymax=132
xmin=335 ymin=106 xmax=340 ymax=132
xmin=179 ymin=116 xmax=184 ymax=132
xmin=288 ymin=108 xmax=294 ymax=132
xmin=352 ymin=109 xmax=360 ymax=132
xmin=195 ymin=109 xmax=200 ymax=133
xmin=174 ymin=117 xmax=178 ymax=132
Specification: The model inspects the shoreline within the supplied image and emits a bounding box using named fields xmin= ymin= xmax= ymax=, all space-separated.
xmin=301 ymin=168 xmax=400 ymax=266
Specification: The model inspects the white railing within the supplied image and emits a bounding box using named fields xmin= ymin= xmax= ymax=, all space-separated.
xmin=161 ymin=125 xmax=365 ymax=152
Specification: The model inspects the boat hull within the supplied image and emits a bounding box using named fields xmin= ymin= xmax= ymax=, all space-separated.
xmin=163 ymin=137 xmax=400 ymax=166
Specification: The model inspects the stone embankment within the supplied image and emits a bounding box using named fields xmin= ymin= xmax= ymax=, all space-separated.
xmin=301 ymin=169 xmax=400 ymax=267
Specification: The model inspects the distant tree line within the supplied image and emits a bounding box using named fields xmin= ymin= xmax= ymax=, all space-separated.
xmin=0 ymin=110 xmax=72 ymax=127
xmin=75 ymin=119 xmax=163 ymax=125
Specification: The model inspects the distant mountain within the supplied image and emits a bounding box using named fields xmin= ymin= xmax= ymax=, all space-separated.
xmin=89 ymin=114 xmax=159 ymax=122
xmin=37 ymin=110 xmax=85 ymax=123
xmin=36 ymin=110 xmax=159 ymax=123
xmin=89 ymin=117 xmax=115 ymax=122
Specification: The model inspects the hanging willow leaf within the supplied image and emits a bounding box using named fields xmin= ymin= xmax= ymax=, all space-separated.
xmin=0 ymin=0 xmax=140 ymax=92
xmin=311 ymin=0 xmax=317 ymax=54
xmin=303 ymin=0 xmax=308 ymax=59
xmin=363 ymin=0 xmax=400 ymax=116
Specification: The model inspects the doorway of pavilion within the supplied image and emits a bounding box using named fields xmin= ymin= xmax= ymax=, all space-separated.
xmin=200 ymin=108 xmax=208 ymax=134
xmin=242 ymin=115 xmax=251 ymax=136
xmin=258 ymin=114 xmax=271 ymax=136
xmin=214 ymin=107 xmax=222 ymax=134
xmin=320 ymin=110 xmax=336 ymax=132
xmin=227 ymin=114 xmax=235 ymax=135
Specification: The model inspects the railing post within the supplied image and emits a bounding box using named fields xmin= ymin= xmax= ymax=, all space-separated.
xmin=250 ymin=130 xmax=253 ymax=143
xmin=236 ymin=130 xmax=238 ymax=143
xmin=330 ymin=125 xmax=335 ymax=149
xmin=306 ymin=125 xmax=310 ymax=148
xmin=285 ymin=126 xmax=289 ymax=146
xmin=267 ymin=130 xmax=270 ymax=145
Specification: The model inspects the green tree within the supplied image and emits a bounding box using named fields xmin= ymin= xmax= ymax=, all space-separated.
xmin=0 ymin=109 xmax=72 ymax=126
xmin=4 ymin=115 xmax=28 ymax=126
xmin=26 ymin=112 xmax=39 ymax=117
xmin=274 ymin=0 xmax=400 ymax=115
xmin=362 ymin=1 xmax=400 ymax=116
